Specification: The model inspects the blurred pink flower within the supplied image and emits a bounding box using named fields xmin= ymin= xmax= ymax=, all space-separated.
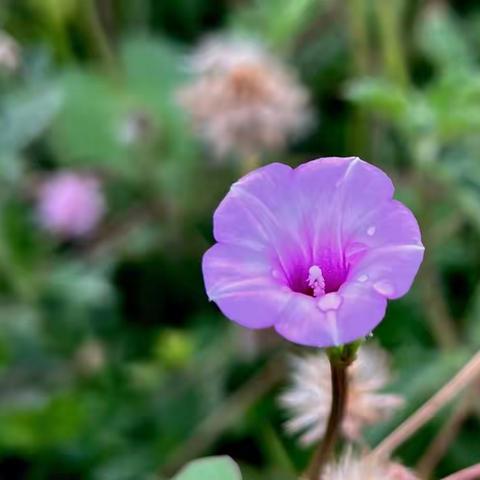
xmin=38 ymin=172 xmax=105 ymax=238
xmin=178 ymin=36 xmax=311 ymax=158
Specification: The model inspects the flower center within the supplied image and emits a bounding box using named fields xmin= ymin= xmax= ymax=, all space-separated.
xmin=284 ymin=252 xmax=349 ymax=297
xmin=307 ymin=265 xmax=325 ymax=297
xmin=228 ymin=65 xmax=270 ymax=101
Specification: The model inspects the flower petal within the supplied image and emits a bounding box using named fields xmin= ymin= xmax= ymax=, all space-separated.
xmin=213 ymin=162 xmax=310 ymax=284
xmin=292 ymin=157 xmax=395 ymax=252
xmin=346 ymin=200 xmax=424 ymax=299
xmin=335 ymin=281 xmax=388 ymax=343
xmin=274 ymin=295 xmax=336 ymax=347
xmin=202 ymin=243 xmax=291 ymax=328
xmin=348 ymin=244 xmax=424 ymax=299
xmin=274 ymin=283 xmax=387 ymax=347
xmin=346 ymin=199 xmax=423 ymax=249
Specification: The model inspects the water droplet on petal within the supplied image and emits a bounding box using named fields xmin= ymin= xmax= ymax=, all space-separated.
xmin=367 ymin=226 xmax=376 ymax=236
xmin=373 ymin=280 xmax=395 ymax=297
xmin=271 ymin=269 xmax=280 ymax=279
xmin=358 ymin=274 xmax=368 ymax=283
xmin=317 ymin=292 xmax=342 ymax=311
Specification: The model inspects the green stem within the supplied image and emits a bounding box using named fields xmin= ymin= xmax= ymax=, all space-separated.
xmin=305 ymin=346 xmax=357 ymax=479
xmin=78 ymin=0 xmax=116 ymax=69
xmin=375 ymin=0 xmax=408 ymax=87
xmin=348 ymin=0 xmax=370 ymax=75
xmin=346 ymin=0 xmax=370 ymax=158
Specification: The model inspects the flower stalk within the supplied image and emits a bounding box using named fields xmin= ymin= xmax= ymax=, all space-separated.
xmin=372 ymin=350 xmax=480 ymax=459
xmin=305 ymin=342 xmax=360 ymax=480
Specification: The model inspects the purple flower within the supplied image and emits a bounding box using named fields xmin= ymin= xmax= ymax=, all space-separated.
xmin=202 ymin=157 xmax=424 ymax=347
xmin=38 ymin=171 xmax=105 ymax=238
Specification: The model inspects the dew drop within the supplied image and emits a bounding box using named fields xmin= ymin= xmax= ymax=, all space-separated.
xmin=317 ymin=292 xmax=342 ymax=311
xmin=358 ymin=274 xmax=369 ymax=283
xmin=367 ymin=226 xmax=376 ymax=236
xmin=271 ymin=269 xmax=280 ymax=279
xmin=373 ymin=280 xmax=395 ymax=297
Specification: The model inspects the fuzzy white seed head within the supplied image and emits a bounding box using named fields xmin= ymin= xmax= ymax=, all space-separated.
xmin=280 ymin=345 xmax=404 ymax=446
xmin=178 ymin=35 xmax=311 ymax=159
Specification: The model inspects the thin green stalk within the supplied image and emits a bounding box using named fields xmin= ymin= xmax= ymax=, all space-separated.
xmin=372 ymin=350 xmax=480 ymax=459
xmin=346 ymin=0 xmax=371 ymax=158
xmin=77 ymin=0 xmax=116 ymax=69
xmin=374 ymin=0 xmax=408 ymax=87
xmin=347 ymin=0 xmax=370 ymax=75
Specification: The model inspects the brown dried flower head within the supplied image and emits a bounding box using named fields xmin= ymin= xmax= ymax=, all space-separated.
xmin=280 ymin=345 xmax=404 ymax=446
xmin=178 ymin=36 xmax=311 ymax=158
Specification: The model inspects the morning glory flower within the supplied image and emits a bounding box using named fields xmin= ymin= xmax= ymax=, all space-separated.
xmin=202 ymin=157 xmax=424 ymax=347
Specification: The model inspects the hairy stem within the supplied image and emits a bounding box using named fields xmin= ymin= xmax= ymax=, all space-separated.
xmin=306 ymin=347 xmax=356 ymax=480
xmin=78 ymin=0 xmax=116 ymax=69
xmin=441 ymin=464 xmax=480 ymax=480
xmin=372 ymin=350 xmax=480 ymax=459
xmin=417 ymin=392 xmax=472 ymax=478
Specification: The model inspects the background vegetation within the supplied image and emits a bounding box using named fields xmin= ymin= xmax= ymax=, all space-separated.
xmin=1 ymin=0 xmax=480 ymax=478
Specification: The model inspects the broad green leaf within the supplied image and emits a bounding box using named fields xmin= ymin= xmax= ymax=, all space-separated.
xmin=173 ymin=456 xmax=242 ymax=480
xmin=0 ymin=84 xmax=63 ymax=153
xmin=416 ymin=3 xmax=473 ymax=72
xmin=50 ymin=38 xmax=196 ymax=181
xmin=49 ymin=69 xmax=131 ymax=171
xmin=345 ymin=77 xmax=409 ymax=123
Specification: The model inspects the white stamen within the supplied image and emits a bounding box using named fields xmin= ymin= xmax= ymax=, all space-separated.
xmin=307 ymin=265 xmax=326 ymax=297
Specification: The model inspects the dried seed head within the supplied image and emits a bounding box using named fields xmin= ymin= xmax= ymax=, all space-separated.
xmin=178 ymin=36 xmax=311 ymax=158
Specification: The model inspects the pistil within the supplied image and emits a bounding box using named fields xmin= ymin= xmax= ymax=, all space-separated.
xmin=307 ymin=265 xmax=326 ymax=297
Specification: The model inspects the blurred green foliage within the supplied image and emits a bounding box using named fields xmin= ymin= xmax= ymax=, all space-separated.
xmin=0 ymin=0 xmax=480 ymax=479
xmin=173 ymin=456 xmax=241 ymax=480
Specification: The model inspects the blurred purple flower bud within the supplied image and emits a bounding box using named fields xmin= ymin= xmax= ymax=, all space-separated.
xmin=37 ymin=172 xmax=105 ymax=238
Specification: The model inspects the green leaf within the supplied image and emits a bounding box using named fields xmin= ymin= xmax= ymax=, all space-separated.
xmin=232 ymin=0 xmax=322 ymax=51
xmin=49 ymin=69 xmax=130 ymax=171
xmin=416 ymin=3 xmax=473 ymax=72
xmin=0 ymin=84 xmax=63 ymax=153
xmin=345 ymin=77 xmax=409 ymax=123
xmin=173 ymin=456 xmax=242 ymax=480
